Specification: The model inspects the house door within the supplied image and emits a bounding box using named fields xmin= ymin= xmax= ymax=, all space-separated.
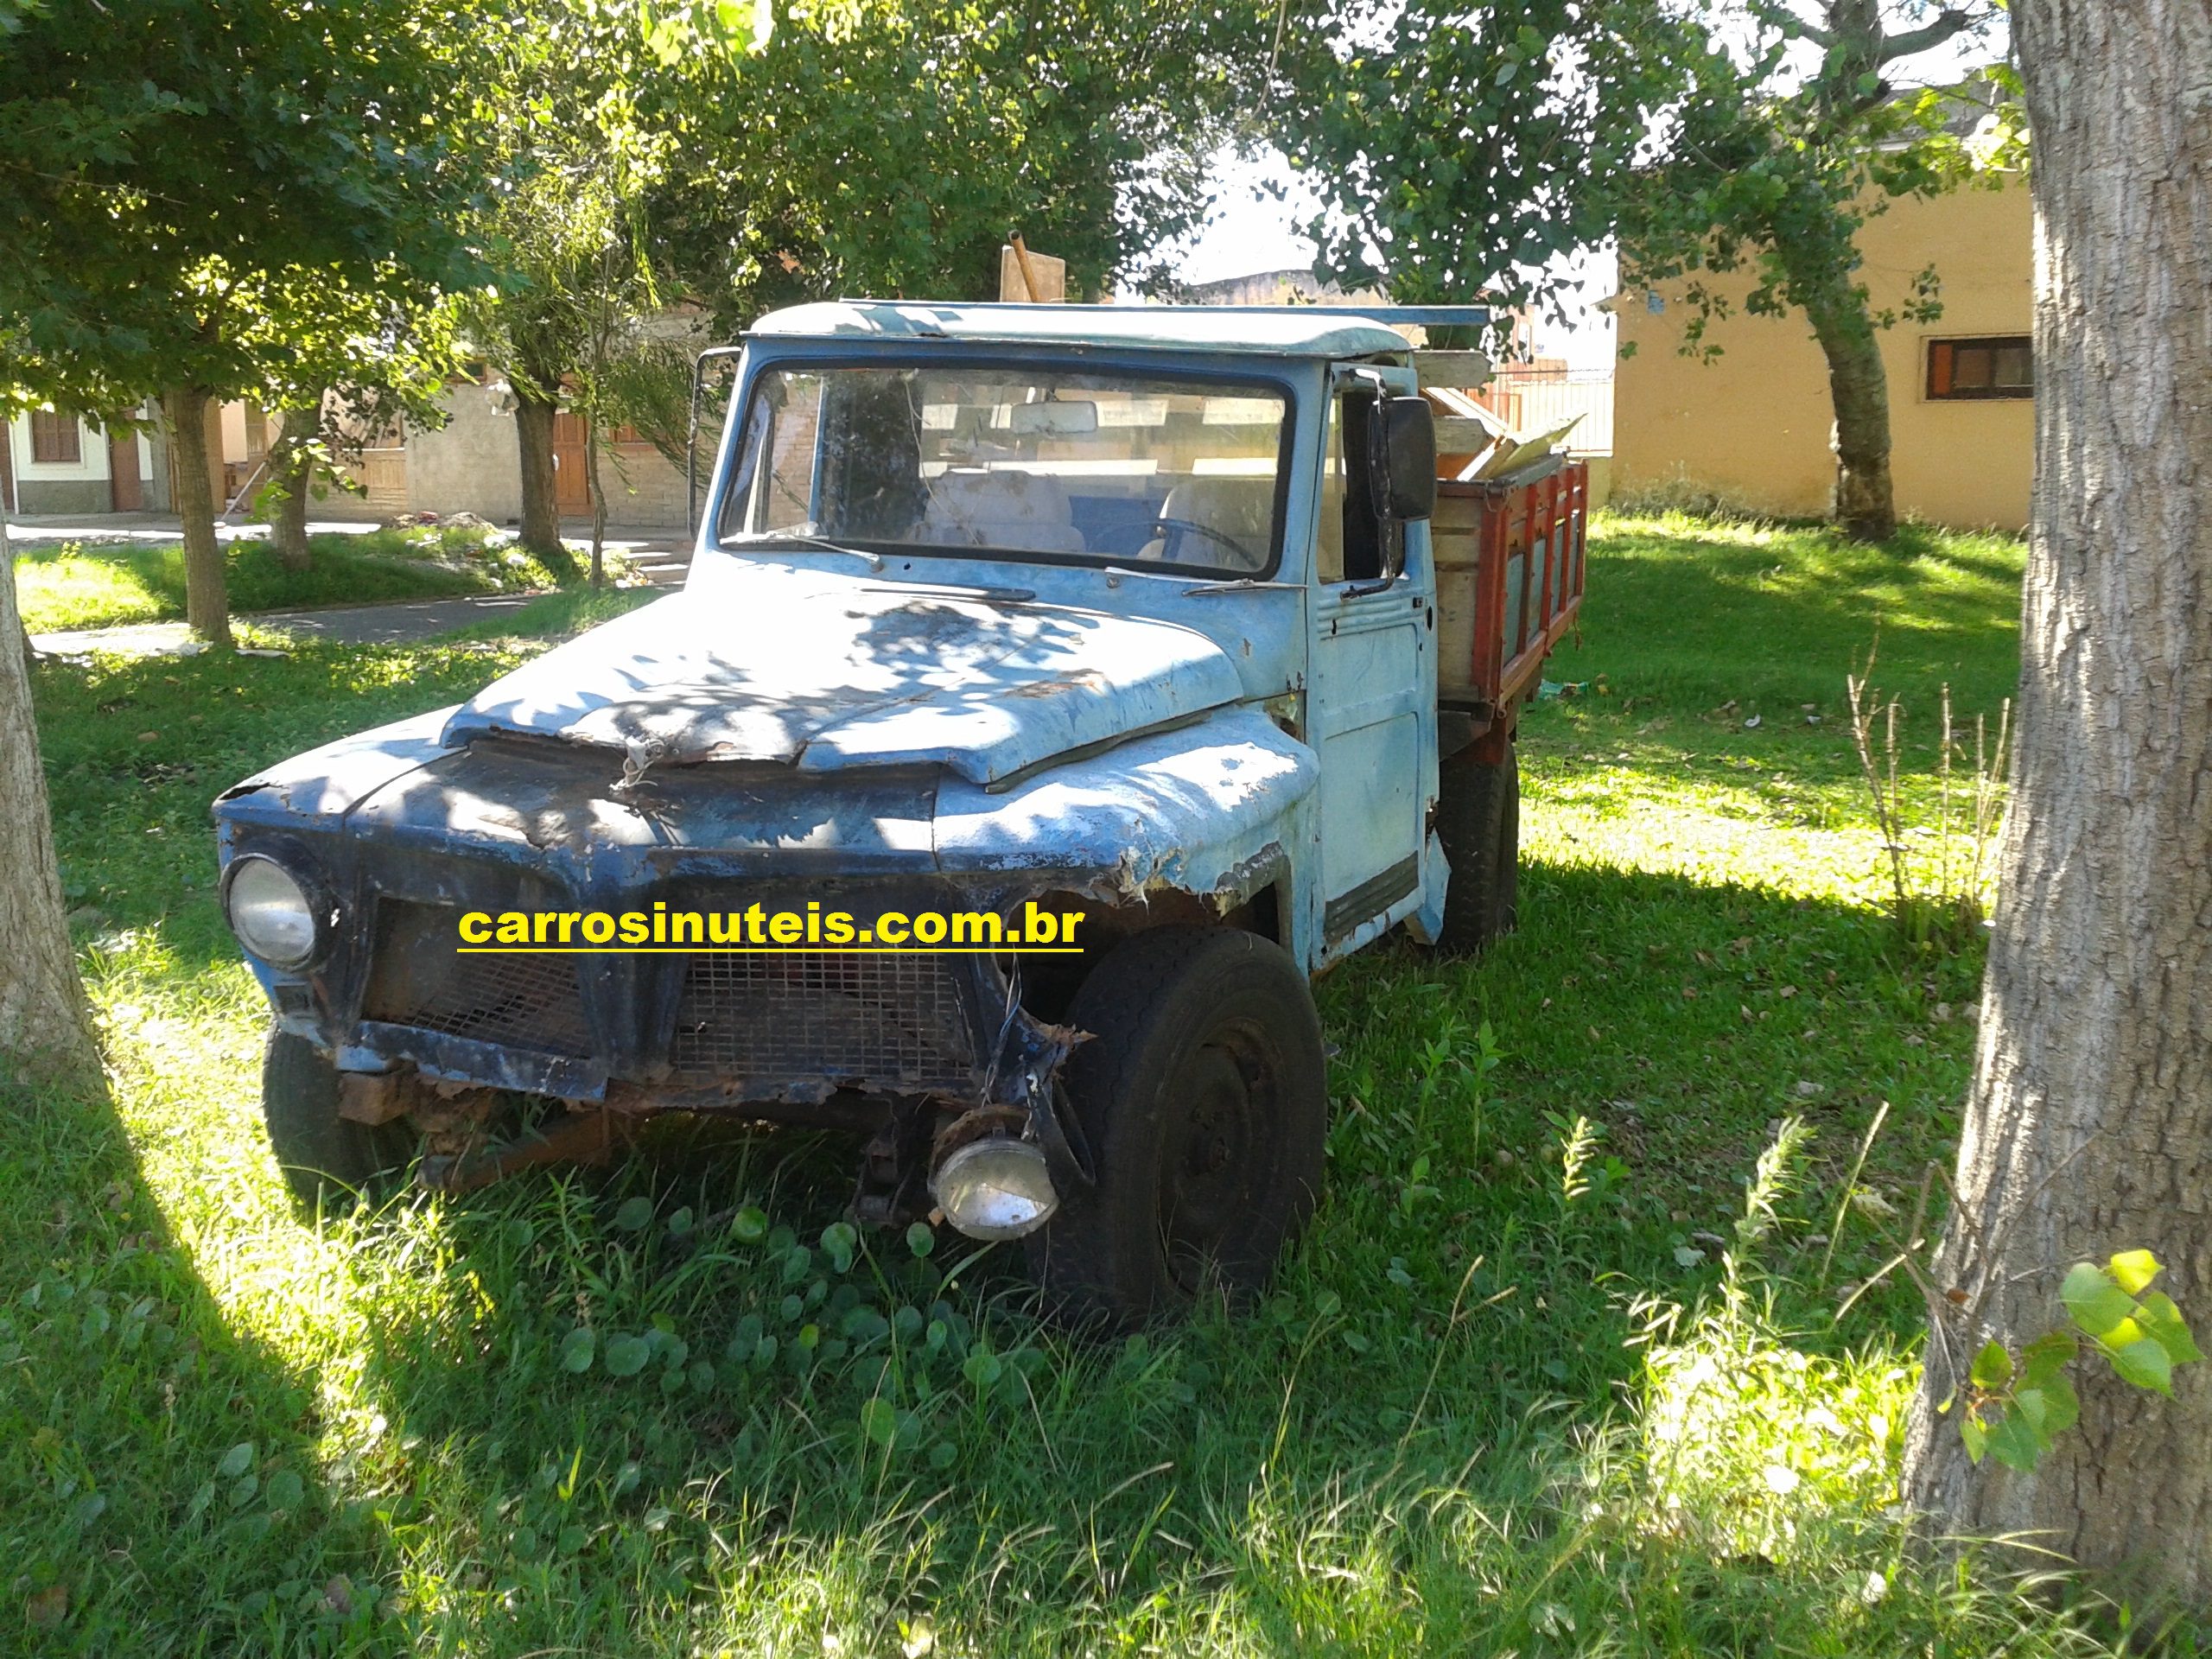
xmin=1308 ymin=378 xmax=1434 ymax=950
xmin=108 ymin=428 xmax=143 ymax=511
xmin=553 ymin=411 xmax=592 ymax=513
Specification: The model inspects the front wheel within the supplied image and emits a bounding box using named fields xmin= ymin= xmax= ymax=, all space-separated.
xmin=262 ymin=1030 xmax=414 ymax=1210
xmin=1028 ymin=927 xmax=1326 ymax=1329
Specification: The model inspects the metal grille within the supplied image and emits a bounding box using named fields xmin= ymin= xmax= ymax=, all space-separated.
xmin=671 ymin=952 xmax=977 ymax=1095
xmin=365 ymin=905 xmax=593 ymax=1058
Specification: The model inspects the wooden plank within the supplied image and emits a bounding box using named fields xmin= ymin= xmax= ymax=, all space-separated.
xmin=1413 ymin=350 xmax=1492 ymax=390
xmin=1433 ymin=416 xmax=1503 ymax=454
xmin=999 ymin=243 xmax=1065 ymax=302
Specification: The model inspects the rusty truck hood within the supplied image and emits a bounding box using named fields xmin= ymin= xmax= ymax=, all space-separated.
xmin=438 ymin=562 xmax=1245 ymax=787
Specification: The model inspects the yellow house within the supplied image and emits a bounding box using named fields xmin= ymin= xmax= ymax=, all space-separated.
xmin=1611 ymin=174 xmax=2031 ymax=531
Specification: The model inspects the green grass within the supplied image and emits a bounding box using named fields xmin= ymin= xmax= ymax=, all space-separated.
xmin=4 ymin=511 xmax=2146 ymax=1655
xmin=15 ymin=524 xmax=601 ymax=635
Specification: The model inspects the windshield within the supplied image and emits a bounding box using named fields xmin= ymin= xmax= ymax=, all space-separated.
xmin=716 ymin=365 xmax=1289 ymax=576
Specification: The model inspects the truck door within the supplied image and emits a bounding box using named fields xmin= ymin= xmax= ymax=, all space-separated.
xmin=1308 ymin=372 xmax=1436 ymax=952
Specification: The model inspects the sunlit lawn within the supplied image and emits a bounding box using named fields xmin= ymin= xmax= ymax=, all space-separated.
xmin=7 ymin=515 xmax=2127 ymax=1656
xmin=14 ymin=524 xmax=596 ymax=635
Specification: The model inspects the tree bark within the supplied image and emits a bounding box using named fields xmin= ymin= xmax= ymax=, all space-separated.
xmin=162 ymin=386 xmax=232 ymax=646
xmin=0 ymin=509 xmax=101 ymax=1084
xmin=586 ymin=415 xmax=607 ymax=588
xmin=514 ymin=392 xmax=563 ymax=562
xmin=1800 ymin=269 xmax=1897 ymax=543
xmin=261 ymin=404 xmax=318 ymax=572
xmin=1901 ymin=0 xmax=2212 ymax=1605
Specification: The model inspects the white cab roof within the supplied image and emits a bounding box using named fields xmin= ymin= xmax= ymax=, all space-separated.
xmin=747 ymin=301 xmax=1415 ymax=359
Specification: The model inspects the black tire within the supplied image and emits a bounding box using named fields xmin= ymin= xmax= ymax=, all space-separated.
xmin=1433 ymin=741 xmax=1519 ymax=954
xmin=262 ymin=1030 xmax=414 ymax=1209
xmin=1028 ymin=926 xmax=1327 ymax=1329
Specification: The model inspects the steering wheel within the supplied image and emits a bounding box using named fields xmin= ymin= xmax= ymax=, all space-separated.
xmin=1152 ymin=514 xmax=1251 ymax=565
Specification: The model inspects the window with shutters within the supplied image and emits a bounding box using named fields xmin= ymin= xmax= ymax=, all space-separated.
xmin=29 ymin=410 xmax=81 ymax=464
xmin=1927 ymin=336 xmax=2033 ymax=401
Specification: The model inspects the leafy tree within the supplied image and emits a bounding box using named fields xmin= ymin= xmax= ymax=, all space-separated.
xmin=1609 ymin=2 xmax=2017 ymax=542
xmin=0 ymin=0 xmax=485 ymax=643
xmin=457 ymin=0 xmax=763 ymax=568
xmin=1899 ymin=0 xmax=2212 ymax=1599
xmin=1268 ymin=3 xmax=1705 ymax=344
xmin=653 ymin=0 xmax=1260 ymax=326
xmin=251 ymin=308 xmax=466 ymax=573
xmin=1271 ymin=1 xmax=2014 ymax=542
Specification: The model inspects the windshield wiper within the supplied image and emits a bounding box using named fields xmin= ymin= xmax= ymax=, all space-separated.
xmin=734 ymin=531 xmax=884 ymax=571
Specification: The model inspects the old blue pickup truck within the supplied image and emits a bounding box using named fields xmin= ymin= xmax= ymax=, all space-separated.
xmin=213 ymin=302 xmax=1586 ymax=1325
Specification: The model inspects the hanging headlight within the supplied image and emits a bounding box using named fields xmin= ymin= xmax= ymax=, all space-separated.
xmin=222 ymin=853 xmax=324 ymax=969
xmin=930 ymin=1135 xmax=1060 ymax=1242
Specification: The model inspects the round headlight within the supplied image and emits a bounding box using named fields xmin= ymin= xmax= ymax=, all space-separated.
xmin=225 ymin=855 xmax=321 ymax=969
xmin=930 ymin=1136 xmax=1060 ymax=1242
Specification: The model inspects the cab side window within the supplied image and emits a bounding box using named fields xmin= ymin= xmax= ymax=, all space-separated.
xmin=1316 ymin=387 xmax=1402 ymax=585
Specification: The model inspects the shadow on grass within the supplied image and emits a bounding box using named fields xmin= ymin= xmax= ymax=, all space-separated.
xmin=0 ymin=1074 xmax=396 ymax=1651
xmin=285 ymin=848 xmax=1991 ymax=1652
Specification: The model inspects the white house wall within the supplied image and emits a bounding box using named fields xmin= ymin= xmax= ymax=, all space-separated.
xmin=400 ymin=382 xmax=692 ymax=529
xmin=404 ymin=384 xmax=525 ymax=524
xmin=8 ymin=411 xmax=112 ymax=514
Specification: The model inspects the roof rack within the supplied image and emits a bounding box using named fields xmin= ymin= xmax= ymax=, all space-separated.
xmin=836 ymin=300 xmax=1494 ymax=327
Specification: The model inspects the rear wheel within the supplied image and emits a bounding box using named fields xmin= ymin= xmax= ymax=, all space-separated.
xmin=262 ymin=1030 xmax=414 ymax=1209
xmin=1028 ymin=927 xmax=1326 ymax=1329
xmin=1433 ymin=741 xmax=1519 ymax=954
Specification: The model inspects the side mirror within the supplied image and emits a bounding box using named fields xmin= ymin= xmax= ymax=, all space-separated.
xmin=1372 ymin=395 xmax=1437 ymax=521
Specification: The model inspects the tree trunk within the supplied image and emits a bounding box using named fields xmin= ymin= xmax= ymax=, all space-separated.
xmin=1901 ymin=0 xmax=2212 ymax=1605
xmin=514 ymin=392 xmax=563 ymax=562
xmin=0 ymin=509 xmax=101 ymax=1084
xmin=262 ymin=404 xmax=318 ymax=572
xmin=586 ymin=416 xmax=607 ymax=588
xmin=1801 ymin=270 xmax=1897 ymax=543
xmin=162 ymin=386 xmax=232 ymax=646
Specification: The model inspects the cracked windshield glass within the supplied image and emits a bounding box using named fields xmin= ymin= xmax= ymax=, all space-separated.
xmin=718 ymin=365 xmax=1287 ymax=575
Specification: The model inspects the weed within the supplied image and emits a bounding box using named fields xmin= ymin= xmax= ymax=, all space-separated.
xmin=1847 ymin=639 xmax=2012 ymax=950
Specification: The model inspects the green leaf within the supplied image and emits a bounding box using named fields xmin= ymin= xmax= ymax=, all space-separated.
xmin=558 ymin=1327 xmax=596 ymax=1374
xmin=2062 ymin=1262 xmax=2134 ymax=1338
xmin=2018 ymin=1330 xmax=2078 ymax=1389
xmin=263 ymin=1469 xmax=304 ymax=1513
xmin=602 ymin=1334 xmax=651 ymax=1377
xmin=1960 ymin=1415 xmax=1987 ymax=1463
xmin=730 ymin=1206 xmax=768 ymax=1243
xmin=1969 ymin=1340 xmax=2012 ymax=1390
xmin=906 ymin=1222 xmax=936 ymax=1259
xmin=963 ymin=1352 xmax=1003 ymax=1389
xmin=2107 ymin=1336 xmax=2175 ymax=1395
xmin=2108 ymin=1249 xmax=2160 ymax=1295
xmin=1984 ymin=1407 xmax=2045 ymax=1473
xmin=2018 ymin=1377 xmax=2078 ymax=1438
xmin=217 ymin=1441 xmax=255 ymax=1479
xmin=842 ymin=1307 xmax=889 ymax=1344
xmin=613 ymin=1196 xmax=653 ymax=1231
xmin=860 ymin=1397 xmax=899 ymax=1448
xmin=2135 ymin=1292 xmax=2203 ymax=1366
